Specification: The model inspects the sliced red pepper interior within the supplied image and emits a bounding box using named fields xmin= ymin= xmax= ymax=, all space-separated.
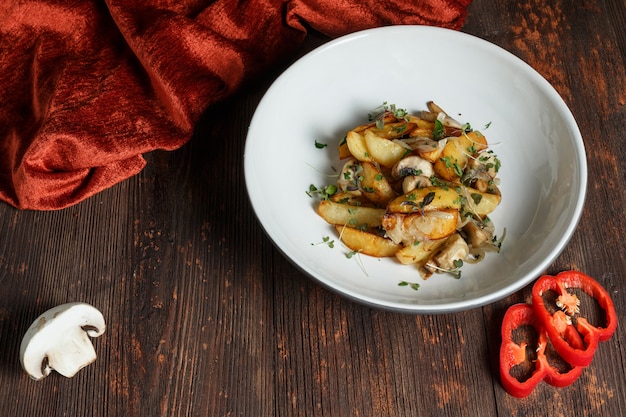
xmin=499 ymin=303 xmax=584 ymax=398
xmin=531 ymin=271 xmax=618 ymax=367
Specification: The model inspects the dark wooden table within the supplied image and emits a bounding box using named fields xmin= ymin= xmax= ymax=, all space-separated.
xmin=1 ymin=0 xmax=625 ymax=415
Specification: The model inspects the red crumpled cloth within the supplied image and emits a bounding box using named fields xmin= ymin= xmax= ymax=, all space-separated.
xmin=0 ymin=0 xmax=472 ymax=210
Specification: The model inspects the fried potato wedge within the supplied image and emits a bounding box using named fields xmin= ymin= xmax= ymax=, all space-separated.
xmin=413 ymin=139 xmax=445 ymax=163
xmin=460 ymin=187 xmax=501 ymax=217
xmin=335 ymin=225 xmax=400 ymax=257
xmin=395 ymin=238 xmax=448 ymax=265
xmin=383 ymin=210 xmax=459 ymax=243
xmin=359 ymin=161 xmax=397 ymax=205
xmin=433 ymin=131 xmax=488 ymax=181
xmin=407 ymin=115 xmax=436 ymax=138
xmin=363 ymin=130 xmax=407 ymax=167
xmin=365 ymin=122 xmax=418 ymax=140
xmin=338 ymin=136 xmax=352 ymax=159
xmin=346 ymin=131 xmax=374 ymax=162
xmin=387 ymin=186 xmax=461 ymax=214
xmin=317 ymin=200 xmax=385 ymax=228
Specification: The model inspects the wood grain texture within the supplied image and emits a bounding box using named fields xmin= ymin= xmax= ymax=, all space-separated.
xmin=1 ymin=1 xmax=626 ymax=416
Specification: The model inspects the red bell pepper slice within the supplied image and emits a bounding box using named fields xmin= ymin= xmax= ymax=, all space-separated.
xmin=531 ymin=271 xmax=618 ymax=367
xmin=500 ymin=303 xmax=584 ymax=397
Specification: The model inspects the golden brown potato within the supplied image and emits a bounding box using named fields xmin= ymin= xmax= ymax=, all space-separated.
xmin=359 ymin=161 xmax=397 ymax=205
xmin=459 ymin=187 xmax=501 ymax=217
xmin=395 ymin=238 xmax=448 ymax=265
xmin=365 ymin=121 xmax=418 ymax=139
xmin=338 ymin=137 xmax=352 ymax=159
xmin=382 ymin=210 xmax=459 ymax=244
xmin=335 ymin=225 xmax=400 ymax=257
xmin=363 ymin=130 xmax=407 ymax=167
xmin=386 ymin=186 xmax=461 ymax=214
xmin=346 ymin=130 xmax=374 ymax=162
xmin=317 ymin=200 xmax=385 ymax=228
xmin=433 ymin=131 xmax=488 ymax=181
xmin=407 ymin=115 xmax=436 ymax=138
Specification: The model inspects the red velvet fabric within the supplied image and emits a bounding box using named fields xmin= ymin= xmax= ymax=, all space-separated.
xmin=0 ymin=0 xmax=472 ymax=210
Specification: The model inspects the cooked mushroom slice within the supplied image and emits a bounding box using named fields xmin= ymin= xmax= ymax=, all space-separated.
xmin=391 ymin=155 xmax=434 ymax=180
xmin=418 ymin=101 xmax=464 ymax=130
xmin=20 ymin=302 xmax=106 ymax=381
xmin=402 ymin=175 xmax=432 ymax=193
xmin=472 ymin=150 xmax=500 ymax=179
xmin=462 ymin=220 xmax=491 ymax=247
xmin=424 ymin=233 xmax=469 ymax=274
xmin=337 ymin=158 xmax=362 ymax=192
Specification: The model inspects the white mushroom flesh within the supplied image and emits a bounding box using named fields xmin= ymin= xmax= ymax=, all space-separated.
xmin=425 ymin=233 xmax=469 ymax=272
xmin=19 ymin=302 xmax=106 ymax=381
xmin=391 ymin=155 xmax=434 ymax=180
xmin=402 ymin=175 xmax=432 ymax=194
xmin=337 ymin=158 xmax=362 ymax=192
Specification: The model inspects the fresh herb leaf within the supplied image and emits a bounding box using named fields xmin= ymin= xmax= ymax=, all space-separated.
xmin=432 ymin=119 xmax=445 ymax=140
xmin=420 ymin=191 xmax=436 ymax=209
xmin=307 ymin=184 xmax=337 ymax=200
xmin=311 ymin=236 xmax=335 ymax=248
xmin=398 ymin=281 xmax=420 ymax=291
xmin=315 ymin=140 xmax=328 ymax=149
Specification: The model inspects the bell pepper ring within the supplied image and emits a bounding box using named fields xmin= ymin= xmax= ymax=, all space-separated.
xmin=500 ymin=303 xmax=584 ymax=397
xmin=531 ymin=271 xmax=618 ymax=367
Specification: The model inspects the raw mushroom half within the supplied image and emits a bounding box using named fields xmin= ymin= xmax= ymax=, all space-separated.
xmin=19 ymin=302 xmax=106 ymax=381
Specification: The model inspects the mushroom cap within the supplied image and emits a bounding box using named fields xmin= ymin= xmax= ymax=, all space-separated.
xmin=19 ymin=302 xmax=106 ymax=380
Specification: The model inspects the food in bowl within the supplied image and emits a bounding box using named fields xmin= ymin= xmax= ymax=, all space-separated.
xmin=310 ymin=101 xmax=505 ymax=279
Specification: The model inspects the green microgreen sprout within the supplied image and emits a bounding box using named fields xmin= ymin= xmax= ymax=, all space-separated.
xmin=307 ymin=184 xmax=337 ymax=200
xmin=368 ymin=102 xmax=410 ymax=129
xmin=315 ymin=140 xmax=328 ymax=149
xmin=398 ymin=281 xmax=421 ymax=291
xmin=311 ymin=236 xmax=335 ymax=248
xmin=436 ymin=259 xmax=464 ymax=278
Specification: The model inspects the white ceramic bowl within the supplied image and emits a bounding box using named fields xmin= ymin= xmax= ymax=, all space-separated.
xmin=244 ymin=26 xmax=586 ymax=313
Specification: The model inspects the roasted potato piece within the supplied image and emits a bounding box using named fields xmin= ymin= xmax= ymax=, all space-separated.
xmin=382 ymin=210 xmax=459 ymax=244
xmin=407 ymin=115 xmax=436 ymax=129
xmin=338 ymin=136 xmax=351 ymax=159
xmin=335 ymin=225 xmax=400 ymax=257
xmin=345 ymin=130 xmax=374 ymax=162
xmin=433 ymin=131 xmax=488 ymax=181
xmin=387 ymin=186 xmax=461 ymax=214
xmin=365 ymin=121 xmax=418 ymax=139
xmin=330 ymin=191 xmax=369 ymax=206
xmin=352 ymin=115 xmax=398 ymax=133
xmin=459 ymin=187 xmax=501 ymax=217
xmin=412 ymin=139 xmax=444 ymax=163
xmin=395 ymin=238 xmax=448 ymax=265
xmin=363 ymin=130 xmax=407 ymax=167
xmin=433 ymin=138 xmax=464 ymax=181
xmin=317 ymin=200 xmax=385 ymax=228
xmin=359 ymin=161 xmax=397 ymax=205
